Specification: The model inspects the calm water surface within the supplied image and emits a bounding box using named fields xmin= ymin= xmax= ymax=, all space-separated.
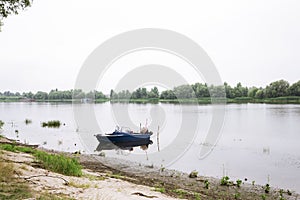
xmin=0 ymin=102 xmax=299 ymax=192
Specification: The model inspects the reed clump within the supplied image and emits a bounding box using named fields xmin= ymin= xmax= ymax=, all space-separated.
xmin=41 ymin=120 xmax=61 ymax=128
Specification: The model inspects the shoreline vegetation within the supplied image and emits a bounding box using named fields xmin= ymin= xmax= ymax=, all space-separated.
xmin=1 ymin=79 xmax=300 ymax=104
xmin=0 ymin=136 xmax=298 ymax=200
xmin=1 ymin=96 xmax=300 ymax=104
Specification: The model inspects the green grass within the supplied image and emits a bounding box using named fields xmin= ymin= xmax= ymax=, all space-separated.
xmin=172 ymin=188 xmax=188 ymax=198
xmin=34 ymin=151 xmax=82 ymax=177
xmin=0 ymin=143 xmax=82 ymax=177
xmin=0 ymin=143 xmax=35 ymax=154
xmin=194 ymin=192 xmax=201 ymax=200
xmin=154 ymin=187 xmax=166 ymax=193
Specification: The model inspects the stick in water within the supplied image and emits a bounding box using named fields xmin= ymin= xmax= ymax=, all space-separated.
xmin=157 ymin=125 xmax=160 ymax=152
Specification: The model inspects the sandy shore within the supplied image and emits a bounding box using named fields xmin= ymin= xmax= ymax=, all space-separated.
xmin=0 ymin=136 xmax=299 ymax=200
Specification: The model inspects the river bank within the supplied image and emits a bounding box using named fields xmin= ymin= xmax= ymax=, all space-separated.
xmin=1 ymin=96 xmax=300 ymax=104
xmin=0 ymin=136 xmax=298 ymax=200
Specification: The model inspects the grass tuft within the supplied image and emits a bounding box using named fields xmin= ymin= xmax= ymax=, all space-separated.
xmin=154 ymin=187 xmax=166 ymax=193
xmin=34 ymin=151 xmax=82 ymax=177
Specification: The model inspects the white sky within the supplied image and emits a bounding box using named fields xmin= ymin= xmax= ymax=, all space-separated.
xmin=0 ymin=0 xmax=299 ymax=93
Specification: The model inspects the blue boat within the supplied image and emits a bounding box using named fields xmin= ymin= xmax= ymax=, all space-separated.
xmin=95 ymin=126 xmax=153 ymax=146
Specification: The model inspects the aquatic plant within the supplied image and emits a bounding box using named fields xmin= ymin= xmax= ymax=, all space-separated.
xmin=264 ymin=183 xmax=270 ymax=193
xmin=236 ymin=179 xmax=242 ymax=187
xmin=0 ymin=120 xmax=4 ymax=129
xmin=25 ymin=119 xmax=32 ymax=124
xmin=220 ymin=176 xmax=231 ymax=186
xmin=41 ymin=120 xmax=61 ymax=128
xmin=261 ymin=194 xmax=266 ymax=200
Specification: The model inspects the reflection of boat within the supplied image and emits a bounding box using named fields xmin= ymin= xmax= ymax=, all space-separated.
xmin=95 ymin=126 xmax=153 ymax=145
xmin=95 ymin=139 xmax=153 ymax=151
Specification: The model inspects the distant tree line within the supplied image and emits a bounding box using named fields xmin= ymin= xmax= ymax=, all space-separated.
xmin=110 ymin=80 xmax=300 ymax=100
xmin=1 ymin=79 xmax=300 ymax=101
xmin=0 ymin=89 xmax=107 ymax=100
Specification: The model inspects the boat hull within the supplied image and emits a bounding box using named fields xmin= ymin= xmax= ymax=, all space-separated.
xmin=96 ymin=132 xmax=151 ymax=145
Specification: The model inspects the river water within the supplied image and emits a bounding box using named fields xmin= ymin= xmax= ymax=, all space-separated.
xmin=0 ymin=102 xmax=299 ymax=192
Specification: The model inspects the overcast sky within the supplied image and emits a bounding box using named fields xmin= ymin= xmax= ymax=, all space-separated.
xmin=0 ymin=0 xmax=299 ymax=93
